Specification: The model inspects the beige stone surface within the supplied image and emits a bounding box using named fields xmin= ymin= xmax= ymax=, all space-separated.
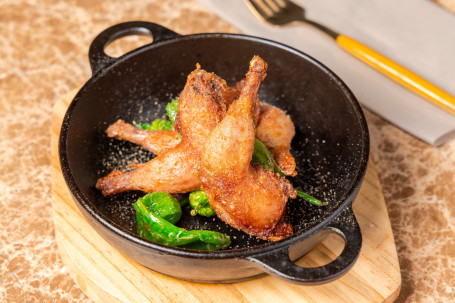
xmin=0 ymin=0 xmax=453 ymax=302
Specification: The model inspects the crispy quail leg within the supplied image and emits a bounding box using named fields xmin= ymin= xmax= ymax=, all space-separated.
xmin=106 ymin=119 xmax=181 ymax=156
xmin=96 ymin=143 xmax=201 ymax=194
xmin=256 ymin=103 xmax=297 ymax=176
xmin=222 ymin=78 xmax=261 ymax=125
xmin=96 ymin=65 xmax=227 ymax=195
xmin=200 ymin=56 xmax=296 ymax=241
xmin=224 ymin=80 xmax=296 ymax=175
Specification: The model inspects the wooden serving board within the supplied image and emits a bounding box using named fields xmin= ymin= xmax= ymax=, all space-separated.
xmin=51 ymin=90 xmax=401 ymax=303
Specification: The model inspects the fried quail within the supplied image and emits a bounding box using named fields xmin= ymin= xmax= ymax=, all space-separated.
xmin=105 ymin=119 xmax=181 ymax=156
xmin=200 ymin=56 xmax=296 ymax=241
xmin=96 ymin=65 xmax=227 ymax=195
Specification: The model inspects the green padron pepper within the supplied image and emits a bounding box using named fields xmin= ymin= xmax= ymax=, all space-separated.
xmin=166 ymin=99 xmax=179 ymax=124
xmin=189 ymin=191 xmax=216 ymax=217
xmin=251 ymin=139 xmax=284 ymax=176
xmin=137 ymin=99 xmax=179 ymax=132
xmin=134 ymin=192 xmax=230 ymax=250
xmin=138 ymin=119 xmax=174 ymax=131
xmin=136 ymin=192 xmax=182 ymax=224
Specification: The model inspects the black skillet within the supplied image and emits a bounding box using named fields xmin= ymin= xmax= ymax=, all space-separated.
xmin=59 ymin=21 xmax=369 ymax=284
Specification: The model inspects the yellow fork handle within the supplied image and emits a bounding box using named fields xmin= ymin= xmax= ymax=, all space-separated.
xmin=336 ymin=34 xmax=455 ymax=116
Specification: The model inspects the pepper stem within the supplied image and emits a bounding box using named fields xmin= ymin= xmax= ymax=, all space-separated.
xmin=296 ymin=190 xmax=328 ymax=206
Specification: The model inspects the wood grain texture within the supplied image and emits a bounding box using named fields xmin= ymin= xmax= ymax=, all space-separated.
xmin=51 ymin=90 xmax=401 ymax=303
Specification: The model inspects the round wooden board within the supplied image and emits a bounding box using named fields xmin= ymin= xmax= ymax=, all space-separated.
xmin=51 ymin=90 xmax=401 ymax=303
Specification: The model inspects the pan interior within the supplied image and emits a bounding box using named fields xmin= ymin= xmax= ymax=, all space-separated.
xmin=64 ymin=35 xmax=368 ymax=250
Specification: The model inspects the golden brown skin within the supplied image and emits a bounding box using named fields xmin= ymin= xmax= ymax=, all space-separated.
xmin=174 ymin=64 xmax=227 ymax=151
xmin=221 ymin=80 xmax=242 ymax=108
xmin=200 ymin=56 xmax=296 ymax=241
xmin=223 ymin=80 xmax=296 ymax=175
xmin=104 ymin=87 xmax=297 ymax=171
xmin=256 ymin=103 xmax=297 ymax=176
xmin=96 ymin=66 xmax=227 ymax=195
xmin=222 ymin=79 xmax=261 ymax=125
xmin=105 ymin=119 xmax=181 ymax=156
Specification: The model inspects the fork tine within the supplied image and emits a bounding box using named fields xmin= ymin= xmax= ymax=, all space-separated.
xmin=247 ymin=0 xmax=309 ymax=27
xmin=262 ymin=0 xmax=280 ymax=12
xmin=247 ymin=0 xmax=272 ymax=18
xmin=267 ymin=0 xmax=286 ymax=9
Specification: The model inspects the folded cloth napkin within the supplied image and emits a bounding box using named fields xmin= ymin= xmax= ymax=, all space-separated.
xmin=197 ymin=0 xmax=455 ymax=146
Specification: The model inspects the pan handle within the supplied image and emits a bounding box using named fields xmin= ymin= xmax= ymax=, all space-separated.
xmin=88 ymin=21 xmax=179 ymax=75
xmin=246 ymin=206 xmax=362 ymax=285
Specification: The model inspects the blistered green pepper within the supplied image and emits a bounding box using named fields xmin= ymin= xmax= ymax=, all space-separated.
xmin=296 ymin=190 xmax=328 ymax=206
xmin=189 ymin=190 xmax=216 ymax=217
xmin=166 ymin=99 xmax=179 ymax=124
xmin=138 ymin=119 xmax=174 ymax=131
xmin=251 ymin=139 xmax=284 ymax=176
xmin=136 ymin=192 xmax=182 ymax=224
xmin=137 ymin=99 xmax=179 ymax=131
xmin=134 ymin=193 xmax=230 ymax=250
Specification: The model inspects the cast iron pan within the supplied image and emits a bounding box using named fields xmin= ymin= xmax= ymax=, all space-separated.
xmin=59 ymin=21 xmax=369 ymax=284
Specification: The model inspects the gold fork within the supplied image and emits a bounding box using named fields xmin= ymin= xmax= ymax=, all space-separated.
xmin=246 ymin=0 xmax=455 ymax=116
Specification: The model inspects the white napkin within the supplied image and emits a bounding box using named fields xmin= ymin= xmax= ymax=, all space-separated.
xmin=196 ymin=0 xmax=455 ymax=146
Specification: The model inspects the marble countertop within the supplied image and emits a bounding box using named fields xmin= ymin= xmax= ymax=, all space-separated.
xmin=1 ymin=0 xmax=454 ymax=302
